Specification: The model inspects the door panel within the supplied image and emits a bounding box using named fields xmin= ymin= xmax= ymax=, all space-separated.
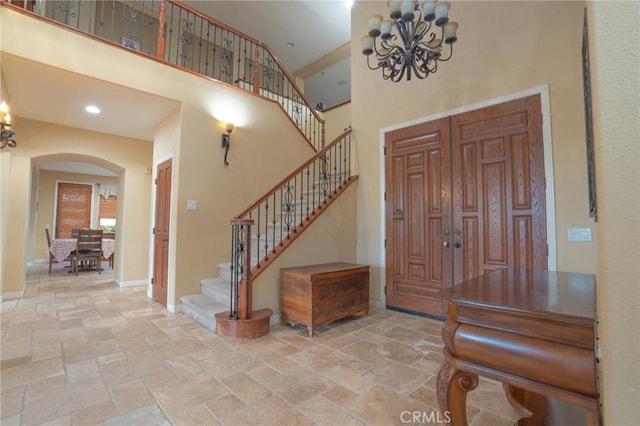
xmin=55 ymin=183 xmax=92 ymax=239
xmin=385 ymin=94 xmax=547 ymax=317
xmin=452 ymin=94 xmax=547 ymax=284
xmin=385 ymin=118 xmax=452 ymax=316
xmin=152 ymin=159 xmax=172 ymax=306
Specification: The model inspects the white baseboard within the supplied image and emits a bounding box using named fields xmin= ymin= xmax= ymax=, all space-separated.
xmin=0 ymin=289 xmax=26 ymax=301
xmin=114 ymin=279 xmax=148 ymax=288
xmin=168 ymin=303 xmax=182 ymax=313
xmin=369 ymin=298 xmax=385 ymax=309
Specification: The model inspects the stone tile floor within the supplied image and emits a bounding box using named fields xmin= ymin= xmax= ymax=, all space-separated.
xmin=1 ymin=262 xmax=519 ymax=425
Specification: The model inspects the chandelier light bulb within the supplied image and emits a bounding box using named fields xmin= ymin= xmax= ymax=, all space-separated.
xmin=362 ymin=0 xmax=459 ymax=82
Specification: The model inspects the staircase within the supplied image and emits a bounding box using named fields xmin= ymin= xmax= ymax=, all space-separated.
xmin=181 ymin=130 xmax=356 ymax=337
xmin=181 ymin=268 xmax=234 ymax=332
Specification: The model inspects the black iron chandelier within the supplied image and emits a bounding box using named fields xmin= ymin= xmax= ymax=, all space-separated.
xmin=362 ymin=1 xmax=459 ymax=82
xmin=0 ymin=100 xmax=17 ymax=150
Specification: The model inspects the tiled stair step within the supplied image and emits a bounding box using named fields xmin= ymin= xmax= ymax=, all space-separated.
xmin=200 ymin=277 xmax=231 ymax=304
xmin=217 ymin=259 xmax=259 ymax=282
xmin=181 ymin=294 xmax=227 ymax=332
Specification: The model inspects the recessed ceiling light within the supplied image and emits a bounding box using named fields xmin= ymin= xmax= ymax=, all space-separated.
xmin=286 ymin=42 xmax=295 ymax=48
xmin=85 ymin=105 xmax=101 ymax=114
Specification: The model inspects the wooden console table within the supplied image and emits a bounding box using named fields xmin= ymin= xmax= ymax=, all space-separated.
xmin=437 ymin=269 xmax=599 ymax=425
xmin=280 ymin=262 xmax=369 ymax=336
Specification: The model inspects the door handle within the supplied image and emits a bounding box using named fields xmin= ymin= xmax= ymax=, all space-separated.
xmin=453 ymin=241 xmax=461 ymax=248
xmin=162 ymin=238 xmax=169 ymax=243
xmin=443 ymin=241 xmax=450 ymax=248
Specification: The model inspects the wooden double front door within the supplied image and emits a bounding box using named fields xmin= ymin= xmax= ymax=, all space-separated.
xmin=385 ymin=95 xmax=547 ymax=317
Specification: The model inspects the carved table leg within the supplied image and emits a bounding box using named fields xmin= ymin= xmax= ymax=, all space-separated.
xmin=437 ymin=360 xmax=479 ymax=426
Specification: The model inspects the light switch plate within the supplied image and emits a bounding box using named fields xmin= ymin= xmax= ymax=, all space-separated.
xmin=186 ymin=200 xmax=198 ymax=210
xmin=568 ymin=227 xmax=592 ymax=242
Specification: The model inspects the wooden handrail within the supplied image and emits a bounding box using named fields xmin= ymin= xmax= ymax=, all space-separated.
xmin=233 ymin=128 xmax=352 ymax=220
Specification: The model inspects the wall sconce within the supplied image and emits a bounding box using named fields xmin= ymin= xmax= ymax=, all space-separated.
xmin=0 ymin=100 xmax=17 ymax=150
xmin=221 ymin=122 xmax=234 ymax=167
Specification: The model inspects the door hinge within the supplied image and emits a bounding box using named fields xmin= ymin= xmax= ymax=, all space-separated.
xmin=383 ymin=146 xmax=387 ymax=155
xmin=546 ymin=244 xmax=549 ymax=256
xmin=154 ymin=178 xmax=157 ymax=185
xmin=152 ymin=227 xmax=156 ymax=234
xmin=544 ymin=177 xmax=547 ymax=189
xmin=151 ymin=277 xmax=154 ymax=284
xmin=384 ymin=239 xmax=386 ymax=248
xmin=384 ymin=192 xmax=386 ymax=201
xmin=384 ymin=285 xmax=387 ymax=295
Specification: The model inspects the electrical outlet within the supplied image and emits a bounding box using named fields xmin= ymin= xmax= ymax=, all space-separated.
xmin=186 ymin=200 xmax=197 ymax=210
xmin=568 ymin=228 xmax=592 ymax=242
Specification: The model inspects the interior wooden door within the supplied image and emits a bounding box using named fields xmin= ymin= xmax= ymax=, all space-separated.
xmin=451 ymin=95 xmax=547 ymax=283
xmin=55 ymin=182 xmax=92 ymax=239
xmin=152 ymin=159 xmax=172 ymax=306
xmin=385 ymin=118 xmax=452 ymax=316
xmin=385 ymin=94 xmax=547 ymax=317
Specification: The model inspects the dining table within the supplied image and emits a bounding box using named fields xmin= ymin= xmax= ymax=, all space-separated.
xmin=49 ymin=238 xmax=115 ymax=263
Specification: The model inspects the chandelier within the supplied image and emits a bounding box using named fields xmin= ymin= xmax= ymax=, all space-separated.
xmin=361 ymin=1 xmax=459 ymax=82
xmin=0 ymin=100 xmax=17 ymax=150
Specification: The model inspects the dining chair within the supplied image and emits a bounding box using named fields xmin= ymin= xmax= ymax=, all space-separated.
xmin=71 ymin=229 xmax=103 ymax=275
xmin=101 ymin=232 xmax=115 ymax=268
xmin=45 ymin=227 xmax=67 ymax=273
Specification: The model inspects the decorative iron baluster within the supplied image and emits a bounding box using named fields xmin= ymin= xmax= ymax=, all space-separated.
xmin=271 ymin=193 xmax=277 ymax=253
xmin=53 ymin=0 xmax=77 ymax=25
xmin=263 ymin=199 xmax=269 ymax=260
xmin=230 ymin=223 xmax=247 ymax=319
xmin=305 ymin=166 xmax=311 ymax=220
xmin=221 ymin=37 xmax=234 ymax=83
xmin=262 ymin=56 xmax=275 ymax=92
xmin=255 ymin=205 xmax=261 ymax=267
xmin=179 ymin=18 xmax=194 ymax=67
xmin=292 ymin=92 xmax=302 ymax=126
xmin=320 ymin=155 xmax=330 ymax=199
xmin=122 ymin=0 xmax=143 ymax=51
xmin=282 ymin=182 xmax=295 ymax=235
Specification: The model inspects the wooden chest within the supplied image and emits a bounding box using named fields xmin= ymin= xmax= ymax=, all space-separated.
xmin=280 ymin=262 xmax=369 ymax=336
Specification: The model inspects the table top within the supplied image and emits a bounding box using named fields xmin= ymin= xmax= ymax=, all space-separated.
xmin=440 ymin=268 xmax=596 ymax=322
xmin=280 ymin=262 xmax=369 ymax=276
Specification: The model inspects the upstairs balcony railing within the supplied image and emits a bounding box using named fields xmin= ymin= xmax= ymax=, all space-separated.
xmin=4 ymin=0 xmax=325 ymax=150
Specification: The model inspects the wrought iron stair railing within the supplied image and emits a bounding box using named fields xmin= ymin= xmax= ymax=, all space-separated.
xmin=227 ymin=128 xmax=356 ymax=321
xmin=3 ymin=0 xmax=325 ymax=150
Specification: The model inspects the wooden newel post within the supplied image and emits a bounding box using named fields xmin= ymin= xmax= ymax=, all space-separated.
xmin=231 ymin=218 xmax=254 ymax=320
xmin=156 ymin=0 xmax=166 ymax=59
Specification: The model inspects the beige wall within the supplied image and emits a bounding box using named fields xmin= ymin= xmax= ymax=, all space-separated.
xmin=34 ymin=169 xmax=117 ymax=261
xmin=324 ymin=101 xmax=352 ymax=143
xmin=351 ymin=0 xmax=598 ymax=302
xmin=588 ymin=1 xmax=640 ymax=424
xmin=171 ymin=100 xmax=315 ymax=307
